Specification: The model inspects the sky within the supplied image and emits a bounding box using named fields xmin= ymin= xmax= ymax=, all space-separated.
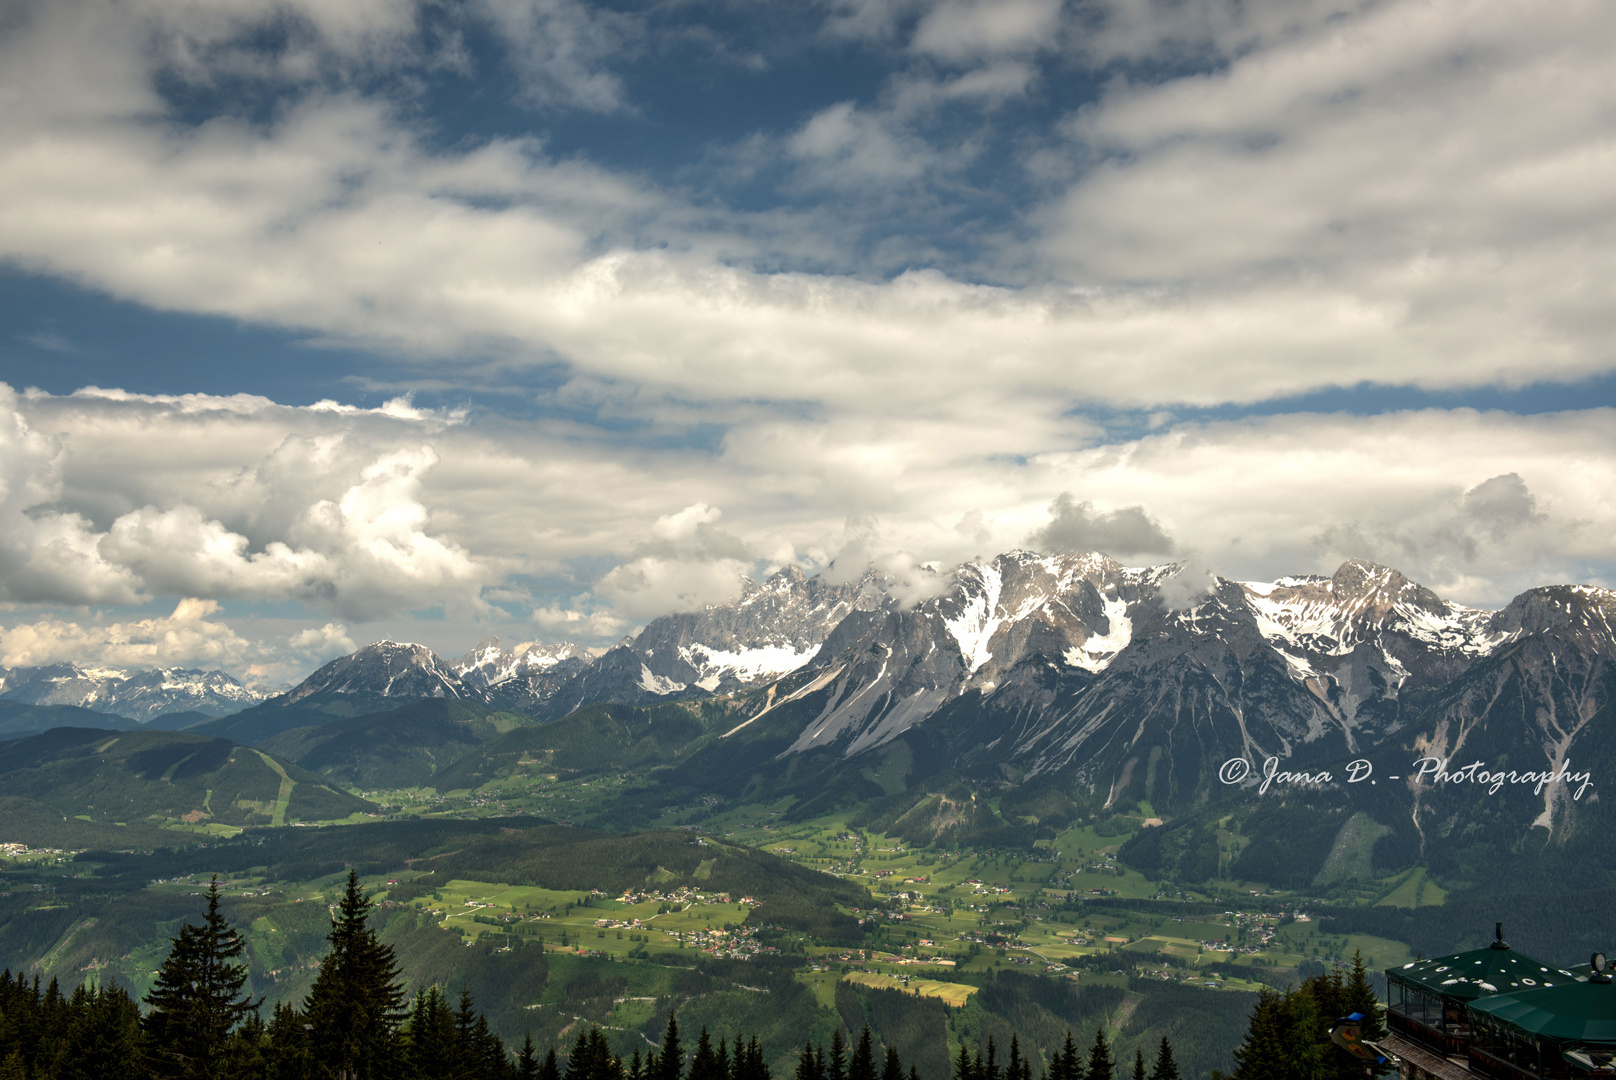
xmin=1 ymin=0 xmax=1614 ymax=686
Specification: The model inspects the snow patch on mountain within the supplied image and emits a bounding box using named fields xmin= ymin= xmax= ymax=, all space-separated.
xmin=942 ymin=562 xmax=1004 ymax=673
xmin=681 ymin=643 xmax=821 ymax=692
xmin=1063 ymin=594 xmax=1133 ymax=673
xmin=638 ymin=665 xmax=687 ymax=695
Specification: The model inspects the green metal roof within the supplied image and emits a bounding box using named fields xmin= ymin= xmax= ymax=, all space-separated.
xmin=1469 ymin=981 xmax=1616 ymax=1042
xmin=1389 ymin=946 xmax=1579 ymax=1000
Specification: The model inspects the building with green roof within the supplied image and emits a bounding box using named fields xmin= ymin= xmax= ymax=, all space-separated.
xmin=1467 ymin=977 xmax=1616 ymax=1079
xmin=1387 ymin=926 xmax=1579 ymax=1056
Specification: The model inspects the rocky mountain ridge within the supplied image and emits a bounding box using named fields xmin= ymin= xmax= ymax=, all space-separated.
xmin=256 ymin=555 xmax=1613 ymax=792
xmin=0 ymin=662 xmax=266 ymax=722
xmin=32 ymin=551 xmax=1615 ymax=841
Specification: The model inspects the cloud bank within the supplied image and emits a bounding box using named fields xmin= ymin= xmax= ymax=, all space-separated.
xmin=0 ymin=0 xmax=1612 ymax=678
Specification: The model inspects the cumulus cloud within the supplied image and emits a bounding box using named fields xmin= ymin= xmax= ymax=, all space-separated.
xmin=0 ymin=386 xmax=487 ymax=620
xmin=0 ymin=0 xmax=1613 ymax=679
xmin=0 ymin=598 xmax=254 ymax=671
xmin=1032 ymin=493 xmax=1176 ymax=559
xmin=1464 ymin=473 xmax=1546 ymax=536
xmin=590 ymin=503 xmax=756 ymax=619
xmin=287 ymin=622 xmax=358 ymax=659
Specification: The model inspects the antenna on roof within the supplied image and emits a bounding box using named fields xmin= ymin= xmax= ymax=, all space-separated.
xmin=1491 ymin=922 xmax=1509 ymax=950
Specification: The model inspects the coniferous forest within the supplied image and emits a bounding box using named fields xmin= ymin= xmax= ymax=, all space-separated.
xmin=0 ymin=871 xmax=1215 ymax=1080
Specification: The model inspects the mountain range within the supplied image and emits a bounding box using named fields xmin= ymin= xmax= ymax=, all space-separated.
xmin=0 ymin=662 xmax=267 ymax=722
xmin=11 ymin=550 xmax=1615 ymax=883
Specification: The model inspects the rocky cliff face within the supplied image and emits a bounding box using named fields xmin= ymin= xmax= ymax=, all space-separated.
xmin=452 ymin=638 xmax=590 ymax=712
xmin=284 ymin=641 xmax=471 ymax=703
xmin=700 ymin=553 xmax=1616 ymax=822
xmin=538 ymin=565 xmax=892 ymax=716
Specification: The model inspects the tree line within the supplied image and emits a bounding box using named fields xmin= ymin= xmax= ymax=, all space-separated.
xmin=0 ymin=871 xmax=1197 ymax=1080
xmin=1218 ymin=953 xmax=1385 ymax=1080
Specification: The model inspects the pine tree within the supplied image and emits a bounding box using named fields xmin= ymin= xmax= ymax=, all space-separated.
xmin=628 ymin=1049 xmax=645 ymax=1080
xmin=1148 ymin=1037 xmax=1179 ymax=1080
xmin=303 ymin=869 xmax=408 ymax=1080
xmin=405 ymin=986 xmax=458 ymax=1078
xmin=1084 ymin=1028 xmax=1113 ymax=1080
xmin=716 ymin=1036 xmax=732 ymax=1080
xmin=565 ymin=1029 xmax=593 ymax=1080
xmin=827 ymin=1030 xmax=847 ymax=1080
xmin=454 ymin=986 xmax=480 ymax=1064
xmin=688 ymin=1028 xmax=721 ymax=1080
xmin=1230 ymin=989 xmax=1290 ymax=1080
xmin=738 ymin=1037 xmax=770 ymax=1080
xmin=986 ymin=1036 xmax=999 ymax=1080
xmin=655 ymin=1011 xmax=683 ymax=1080
xmin=796 ymin=1044 xmax=820 ymax=1080
xmin=955 ymin=1042 xmax=974 ymax=1080
xmin=1132 ymin=1049 xmax=1144 ymax=1080
xmin=265 ymin=998 xmax=314 ymax=1080
xmin=1346 ymin=951 xmax=1385 ymax=1041
xmin=882 ymin=1046 xmax=903 ymax=1080
xmin=849 ymin=1027 xmax=875 ymax=1080
xmin=519 ymin=1035 xmax=540 ymax=1080
xmin=1282 ymin=981 xmax=1325 ymax=1080
xmin=54 ymin=984 xmax=144 ymax=1080
xmin=1052 ymin=1031 xmax=1079 ymax=1080
xmin=145 ymin=877 xmax=258 ymax=1080
xmin=541 ymin=1047 xmax=562 ymax=1080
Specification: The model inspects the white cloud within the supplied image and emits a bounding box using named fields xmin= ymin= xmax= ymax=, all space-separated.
xmin=911 ymin=0 xmax=1064 ymax=61
xmin=0 ymin=387 xmax=487 ymax=620
xmin=473 ymin=0 xmax=635 ymax=112
xmin=0 ymin=0 xmax=1613 ymax=680
xmin=0 ymin=598 xmax=254 ymax=671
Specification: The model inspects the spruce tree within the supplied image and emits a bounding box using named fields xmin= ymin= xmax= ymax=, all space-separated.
xmin=796 ymin=1044 xmax=820 ymax=1080
xmin=1346 ymin=951 xmax=1385 ymax=1041
xmin=1148 ymin=1038 xmax=1179 ymax=1080
xmin=266 ymin=998 xmax=314 ymax=1080
xmin=656 ymin=1011 xmax=683 ymax=1080
xmin=1132 ymin=1049 xmax=1145 ymax=1080
xmin=519 ymin=1036 xmax=540 ymax=1080
xmin=1084 ymin=1027 xmax=1113 ymax=1080
xmin=303 ymin=869 xmax=408 ymax=1080
xmin=827 ymin=1030 xmax=847 ymax=1080
xmin=565 ymin=1029 xmax=593 ymax=1080
xmin=849 ymin=1027 xmax=876 ymax=1080
xmin=145 ymin=878 xmax=257 ymax=1080
xmin=55 ymin=984 xmax=144 ymax=1080
xmin=1053 ymin=1031 xmax=1079 ymax=1080
xmin=540 ymin=1047 xmax=562 ymax=1080
xmin=1230 ymin=989 xmax=1290 ymax=1080
xmin=955 ymin=1042 xmax=974 ymax=1080
xmin=405 ymin=986 xmax=457 ymax=1078
xmin=688 ymin=1028 xmax=720 ymax=1080
xmin=740 ymin=1036 xmax=771 ymax=1080
xmin=882 ymin=1046 xmax=903 ymax=1080
xmin=1282 ymin=981 xmax=1325 ymax=1080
